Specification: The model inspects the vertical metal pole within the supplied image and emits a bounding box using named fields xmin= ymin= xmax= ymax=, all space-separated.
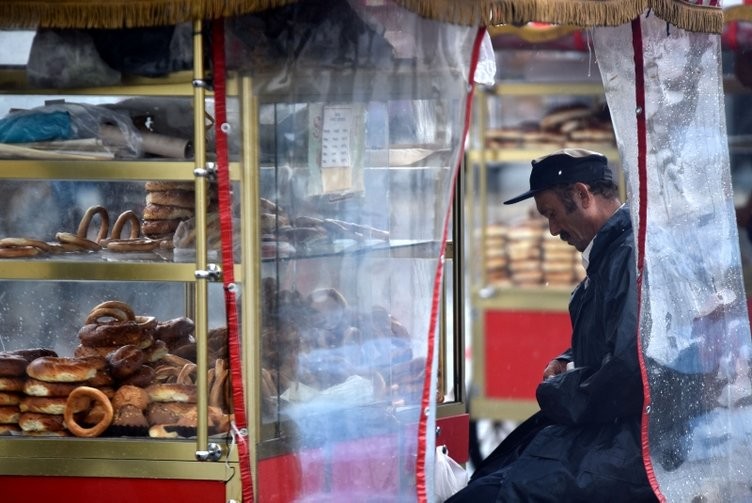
xmin=240 ymin=74 xmax=261 ymax=497
xmin=192 ymin=18 xmax=210 ymax=454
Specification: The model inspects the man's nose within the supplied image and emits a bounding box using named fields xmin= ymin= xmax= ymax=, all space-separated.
xmin=548 ymin=221 xmax=560 ymax=236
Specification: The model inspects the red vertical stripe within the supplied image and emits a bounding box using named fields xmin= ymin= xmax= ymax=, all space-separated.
xmin=630 ymin=16 xmax=665 ymax=503
xmin=413 ymin=27 xmax=487 ymax=502
xmin=211 ymin=18 xmax=255 ymax=503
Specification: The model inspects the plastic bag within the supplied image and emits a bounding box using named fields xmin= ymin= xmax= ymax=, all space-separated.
xmin=435 ymin=445 xmax=468 ymax=502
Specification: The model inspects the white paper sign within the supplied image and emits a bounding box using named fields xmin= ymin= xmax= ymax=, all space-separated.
xmin=321 ymin=106 xmax=353 ymax=169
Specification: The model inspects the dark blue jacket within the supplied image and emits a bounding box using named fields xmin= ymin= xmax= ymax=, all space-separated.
xmin=459 ymin=206 xmax=657 ymax=502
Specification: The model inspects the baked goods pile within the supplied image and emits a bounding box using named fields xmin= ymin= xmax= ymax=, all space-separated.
xmin=259 ymin=279 xmax=433 ymax=418
xmin=485 ymin=102 xmax=615 ymax=151
xmin=0 ymin=300 xmax=231 ymax=438
xmin=142 ymin=180 xmax=215 ymax=242
xmin=257 ymin=198 xmax=390 ymax=258
xmin=482 ymin=214 xmax=586 ymax=288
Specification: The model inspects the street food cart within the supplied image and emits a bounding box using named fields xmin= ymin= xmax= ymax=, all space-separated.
xmin=0 ymin=0 xmax=748 ymax=501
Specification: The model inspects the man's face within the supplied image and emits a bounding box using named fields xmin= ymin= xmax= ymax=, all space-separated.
xmin=534 ymin=188 xmax=592 ymax=252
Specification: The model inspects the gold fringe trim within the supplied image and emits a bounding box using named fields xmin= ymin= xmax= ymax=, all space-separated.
xmin=0 ymin=0 xmax=726 ymax=33
xmin=650 ymin=0 xmax=724 ymax=35
xmin=0 ymin=0 xmax=299 ymax=29
xmin=393 ymin=0 xmax=724 ymax=35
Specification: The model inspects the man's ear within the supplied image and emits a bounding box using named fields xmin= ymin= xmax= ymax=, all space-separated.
xmin=573 ymin=182 xmax=592 ymax=208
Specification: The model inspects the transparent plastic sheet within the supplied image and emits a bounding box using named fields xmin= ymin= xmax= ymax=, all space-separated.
xmin=594 ymin=13 xmax=752 ymax=501
xmin=226 ymin=1 xmax=478 ymax=501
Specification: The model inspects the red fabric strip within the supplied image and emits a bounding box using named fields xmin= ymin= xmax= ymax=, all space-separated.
xmin=727 ymin=21 xmax=739 ymax=53
xmin=414 ymin=26 xmax=487 ymax=502
xmin=211 ymin=18 xmax=254 ymax=503
xmin=572 ymin=30 xmax=586 ymax=52
xmin=630 ymin=16 xmax=664 ymax=503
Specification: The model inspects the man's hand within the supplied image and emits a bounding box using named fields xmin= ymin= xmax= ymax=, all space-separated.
xmin=543 ymin=359 xmax=569 ymax=380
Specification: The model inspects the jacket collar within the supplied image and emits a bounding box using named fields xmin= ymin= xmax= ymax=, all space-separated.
xmin=587 ymin=204 xmax=632 ymax=270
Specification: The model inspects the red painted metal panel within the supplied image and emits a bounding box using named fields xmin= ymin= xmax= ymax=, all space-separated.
xmin=0 ymin=476 xmax=224 ymax=503
xmin=258 ymin=452 xmax=306 ymax=503
xmin=436 ymin=413 xmax=470 ymax=463
xmin=484 ymin=310 xmax=571 ymax=400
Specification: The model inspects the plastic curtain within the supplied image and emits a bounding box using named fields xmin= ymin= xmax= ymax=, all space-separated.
xmin=223 ymin=1 xmax=479 ymax=500
xmin=594 ymin=12 xmax=752 ymax=502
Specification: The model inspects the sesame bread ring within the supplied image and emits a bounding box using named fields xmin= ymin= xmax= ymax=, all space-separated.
xmin=104 ymin=238 xmax=159 ymax=253
xmin=0 ymin=392 xmax=20 ymax=406
xmin=146 ymin=190 xmax=196 ymax=209
xmin=89 ymin=300 xmax=135 ymax=322
xmin=148 ymin=423 xmax=180 ymax=438
xmin=55 ymin=232 xmax=101 ymax=252
xmin=0 ymin=237 xmax=53 ymax=254
xmin=64 ymin=386 xmax=113 ymax=438
xmin=86 ymin=369 xmax=114 ymax=388
xmin=142 ymin=219 xmax=182 ymax=238
xmin=0 ymin=353 xmax=29 ymax=377
xmin=146 ymin=401 xmax=195 ymax=425
xmin=74 ymin=344 xmax=118 ymax=359
xmin=110 ymin=210 xmax=141 ymax=241
xmin=145 ymin=181 xmax=195 ymax=192
xmin=18 ymin=412 xmax=66 ymax=432
xmin=119 ymin=365 xmax=156 ymax=388
xmin=112 ymin=385 xmax=150 ymax=411
xmin=107 ymin=345 xmax=144 ymax=380
xmin=20 ymin=396 xmax=89 ymax=415
xmin=85 ymin=307 xmax=133 ymax=325
xmin=136 ymin=333 xmax=155 ymax=350
xmin=0 ymin=424 xmax=19 ymax=435
xmin=7 ymin=348 xmax=57 ymax=362
xmin=136 ymin=315 xmax=157 ymax=332
xmin=78 ymin=321 xmax=144 ymax=348
xmin=103 ymin=212 xmax=159 ymax=253
xmin=23 ymin=378 xmax=79 ymax=397
xmin=176 ymin=363 xmax=197 ymax=385
xmin=76 ymin=205 xmax=110 ymax=244
xmin=0 ymin=406 xmax=20 ymax=424
xmin=46 ymin=241 xmax=87 ymax=254
xmin=143 ymin=203 xmax=194 ymax=221
xmin=0 ymin=377 xmax=24 ymax=392
xmin=153 ymin=317 xmax=195 ymax=345
xmin=112 ymin=403 xmax=149 ymax=428
xmin=0 ymin=246 xmax=42 ymax=258
xmin=143 ymin=339 xmax=168 ymax=363
xmin=145 ymin=383 xmax=197 ymax=403
xmin=26 ymin=356 xmax=103 ymax=383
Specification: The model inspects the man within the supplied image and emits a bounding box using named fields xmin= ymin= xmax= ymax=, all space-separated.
xmin=448 ymin=149 xmax=657 ymax=502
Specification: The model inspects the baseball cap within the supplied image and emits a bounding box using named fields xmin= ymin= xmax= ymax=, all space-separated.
xmin=503 ymin=148 xmax=612 ymax=205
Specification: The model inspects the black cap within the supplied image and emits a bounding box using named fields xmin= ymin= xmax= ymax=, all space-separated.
xmin=503 ymin=148 xmax=612 ymax=205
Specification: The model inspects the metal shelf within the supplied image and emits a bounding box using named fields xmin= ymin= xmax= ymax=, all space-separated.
xmin=489 ymin=82 xmax=604 ymax=96
xmin=0 ymin=159 xmax=241 ymax=181
xmin=0 ymin=69 xmax=199 ymax=96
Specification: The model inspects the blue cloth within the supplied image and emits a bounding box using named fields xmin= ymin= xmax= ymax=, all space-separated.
xmin=0 ymin=110 xmax=71 ymax=143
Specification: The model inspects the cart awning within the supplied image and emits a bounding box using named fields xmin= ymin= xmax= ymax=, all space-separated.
xmin=0 ymin=0 xmax=726 ymax=32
